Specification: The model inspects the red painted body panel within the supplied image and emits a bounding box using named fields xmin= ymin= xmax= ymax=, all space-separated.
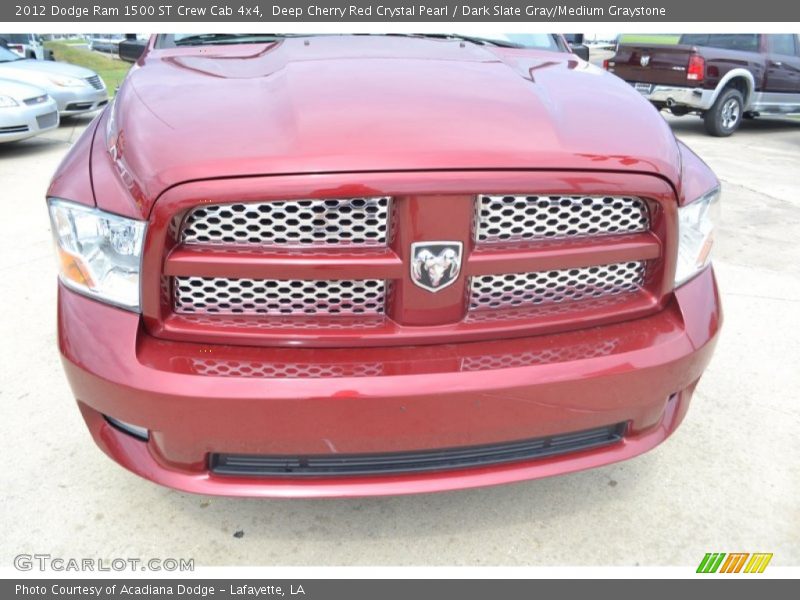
xmin=50 ymin=35 xmax=723 ymax=496
xmin=47 ymin=115 xmax=99 ymax=207
xmin=60 ymin=267 xmax=720 ymax=497
xmin=104 ymin=36 xmax=681 ymax=216
xmin=676 ymin=140 xmax=720 ymax=206
xmin=77 ymin=388 xmax=695 ymax=498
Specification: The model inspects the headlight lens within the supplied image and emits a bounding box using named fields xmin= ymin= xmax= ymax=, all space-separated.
xmin=675 ymin=187 xmax=720 ymax=287
xmin=0 ymin=95 xmax=19 ymax=108
xmin=48 ymin=199 xmax=146 ymax=311
xmin=48 ymin=75 xmax=87 ymax=88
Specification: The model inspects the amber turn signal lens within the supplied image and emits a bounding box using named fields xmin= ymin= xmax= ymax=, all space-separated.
xmin=48 ymin=199 xmax=145 ymax=311
xmin=57 ymin=247 xmax=94 ymax=288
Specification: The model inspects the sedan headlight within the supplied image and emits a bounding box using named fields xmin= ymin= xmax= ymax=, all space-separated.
xmin=48 ymin=75 xmax=87 ymax=88
xmin=675 ymin=187 xmax=720 ymax=287
xmin=48 ymin=199 xmax=146 ymax=311
xmin=0 ymin=95 xmax=19 ymax=108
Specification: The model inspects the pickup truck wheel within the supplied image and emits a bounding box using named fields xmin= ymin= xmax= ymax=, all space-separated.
xmin=704 ymin=88 xmax=744 ymax=137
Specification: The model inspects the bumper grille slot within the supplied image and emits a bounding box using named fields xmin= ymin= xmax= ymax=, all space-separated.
xmin=65 ymin=102 xmax=94 ymax=111
xmin=180 ymin=197 xmax=391 ymax=247
xmin=475 ymin=195 xmax=649 ymax=244
xmin=470 ymin=261 xmax=645 ymax=311
xmin=210 ymin=423 xmax=626 ymax=477
xmin=173 ymin=276 xmax=386 ymax=316
xmin=35 ymin=112 xmax=58 ymax=130
xmin=189 ymin=357 xmax=384 ymax=378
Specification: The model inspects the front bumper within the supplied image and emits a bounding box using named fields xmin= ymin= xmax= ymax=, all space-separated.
xmin=0 ymin=98 xmax=59 ymax=142
xmin=50 ymin=86 xmax=109 ymax=115
xmin=59 ymin=268 xmax=721 ymax=498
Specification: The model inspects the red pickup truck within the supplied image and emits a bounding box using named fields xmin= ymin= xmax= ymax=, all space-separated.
xmin=47 ymin=34 xmax=721 ymax=497
xmin=606 ymin=33 xmax=800 ymax=136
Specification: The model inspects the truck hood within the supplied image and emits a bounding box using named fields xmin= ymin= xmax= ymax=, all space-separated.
xmin=111 ymin=35 xmax=681 ymax=204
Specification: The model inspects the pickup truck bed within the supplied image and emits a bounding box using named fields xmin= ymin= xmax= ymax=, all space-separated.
xmin=606 ymin=34 xmax=800 ymax=136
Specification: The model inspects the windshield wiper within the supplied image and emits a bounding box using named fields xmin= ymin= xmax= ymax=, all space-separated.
xmin=174 ymin=34 xmax=289 ymax=46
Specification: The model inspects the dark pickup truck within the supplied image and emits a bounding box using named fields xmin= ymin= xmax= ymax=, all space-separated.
xmin=606 ymin=34 xmax=800 ymax=136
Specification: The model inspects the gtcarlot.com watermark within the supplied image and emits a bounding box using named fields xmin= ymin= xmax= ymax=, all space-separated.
xmin=14 ymin=554 xmax=194 ymax=572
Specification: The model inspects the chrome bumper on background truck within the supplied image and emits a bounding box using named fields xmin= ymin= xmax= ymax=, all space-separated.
xmin=632 ymin=83 xmax=716 ymax=110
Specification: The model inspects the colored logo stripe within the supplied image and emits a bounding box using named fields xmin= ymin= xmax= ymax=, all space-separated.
xmin=697 ymin=552 xmax=773 ymax=573
xmin=719 ymin=553 xmax=749 ymax=573
xmin=744 ymin=553 xmax=773 ymax=573
xmin=697 ymin=553 xmax=726 ymax=573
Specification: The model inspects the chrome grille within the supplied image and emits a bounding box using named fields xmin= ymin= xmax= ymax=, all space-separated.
xmin=180 ymin=197 xmax=391 ymax=247
xmin=469 ymin=261 xmax=645 ymax=311
xmin=475 ymin=195 xmax=649 ymax=243
xmin=465 ymin=293 xmax=633 ymax=323
xmin=85 ymin=75 xmax=104 ymax=90
xmin=173 ymin=277 xmax=386 ymax=316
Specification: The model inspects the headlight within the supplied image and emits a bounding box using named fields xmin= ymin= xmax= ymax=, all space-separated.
xmin=0 ymin=95 xmax=19 ymax=108
xmin=48 ymin=75 xmax=87 ymax=88
xmin=675 ymin=187 xmax=720 ymax=287
xmin=48 ymin=199 xmax=146 ymax=311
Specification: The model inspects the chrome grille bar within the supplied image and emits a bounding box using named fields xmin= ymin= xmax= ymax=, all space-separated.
xmin=180 ymin=197 xmax=391 ymax=247
xmin=475 ymin=195 xmax=649 ymax=244
xmin=173 ymin=277 xmax=386 ymax=316
xmin=469 ymin=261 xmax=646 ymax=311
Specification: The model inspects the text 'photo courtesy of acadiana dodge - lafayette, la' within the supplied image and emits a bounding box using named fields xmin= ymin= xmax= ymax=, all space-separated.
xmin=16 ymin=584 xmax=307 ymax=597
xmin=34 ymin=4 xmax=669 ymax=19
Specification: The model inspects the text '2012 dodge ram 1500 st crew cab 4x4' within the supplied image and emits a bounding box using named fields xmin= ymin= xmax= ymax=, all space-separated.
xmin=47 ymin=33 xmax=721 ymax=497
xmin=606 ymin=33 xmax=800 ymax=136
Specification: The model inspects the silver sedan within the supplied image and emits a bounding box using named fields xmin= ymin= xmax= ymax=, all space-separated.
xmin=0 ymin=78 xmax=59 ymax=143
xmin=0 ymin=46 xmax=108 ymax=116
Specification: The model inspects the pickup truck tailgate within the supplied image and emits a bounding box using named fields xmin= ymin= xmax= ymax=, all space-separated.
xmin=609 ymin=45 xmax=697 ymax=87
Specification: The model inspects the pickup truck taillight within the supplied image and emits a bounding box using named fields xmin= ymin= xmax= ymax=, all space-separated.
xmin=687 ymin=55 xmax=705 ymax=82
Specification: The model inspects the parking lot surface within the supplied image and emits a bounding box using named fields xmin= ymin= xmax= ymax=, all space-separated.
xmin=1 ymin=113 xmax=798 ymax=567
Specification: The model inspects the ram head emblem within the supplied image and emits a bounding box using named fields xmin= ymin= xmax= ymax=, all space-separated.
xmin=410 ymin=242 xmax=463 ymax=293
